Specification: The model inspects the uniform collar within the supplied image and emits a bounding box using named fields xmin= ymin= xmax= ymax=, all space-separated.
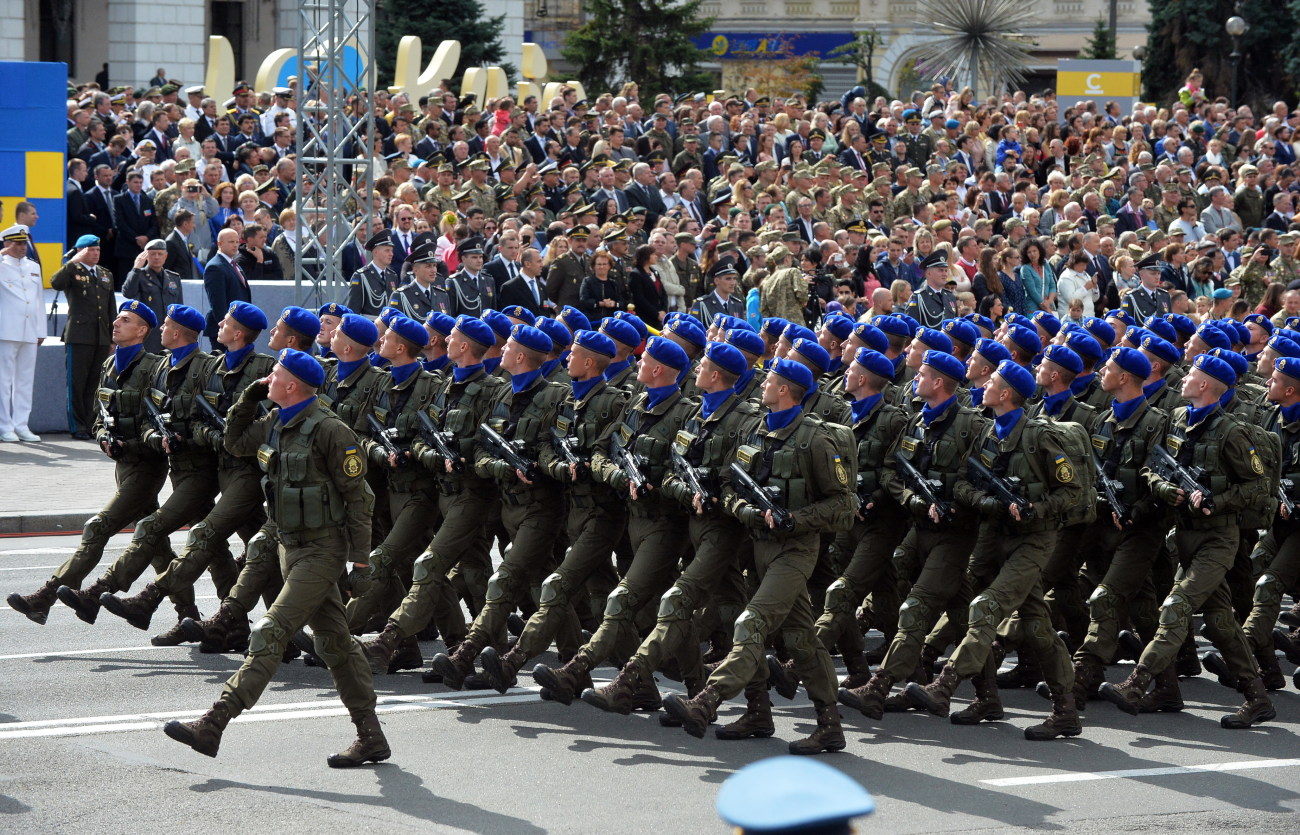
xmin=452 ymin=362 xmax=484 ymax=383
xmin=510 ymin=368 xmax=543 ymax=394
xmin=278 ymin=395 xmax=317 ymax=427
xmin=336 ymin=358 xmax=367 ymax=383
xmin=114 ymin=344 xmax=145 ymax=375
xmin=389 ymin=360 xmax=421 ymax=387
xmin=921 ymin=394 xmax=957 ymax=427
xmin=1110 ymin=394 xmax=1145 ymax=424
xmin=169 ymin=343 xmax=198 ymax=367
xmin=700 ymin=388 xmax=734 ymax=420
xmin=764 ymin=403 xmax=804 ymax=434
xmin=851 ymin=392 xmax=883 ymax=425
xmin=644 ymin=383 xmax=678 ymax=412
xmin=994 ymin=407 xmax=1024 ymax=441
xmin=1041 ymin=389 xmax=1071 ymax=417
xmin=570 ymin=375 xmax=604 ymax=404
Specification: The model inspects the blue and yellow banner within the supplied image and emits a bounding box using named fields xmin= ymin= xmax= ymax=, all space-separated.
xmin=0 ymin=61 xmax=68 ymax=286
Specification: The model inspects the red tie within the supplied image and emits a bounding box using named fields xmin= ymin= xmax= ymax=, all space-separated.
xmin=233 ymin=260 xmax=247 ymax=287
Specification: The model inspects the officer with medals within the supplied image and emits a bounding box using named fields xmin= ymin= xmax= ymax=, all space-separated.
xmin=905 ymin=250 xmax=960 ymax=328
xmin=1120 ymin=253 xmax=1172 ymax=322
xmin=345 ymin=231 xmax=400 ymax=317
xmin=389 ymin=240 xmax=451 ymax=321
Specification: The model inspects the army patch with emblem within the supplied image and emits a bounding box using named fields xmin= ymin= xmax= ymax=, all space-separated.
xmin=1250 ymin=447 xmax=1264 ymax=475
xmin=1054 ymin=454 xmax=1074 ymax=483
xmin=834 ymin=454 xmax=848 ymax=485
xmin=343 ymin=444 xmax=363 ymax=477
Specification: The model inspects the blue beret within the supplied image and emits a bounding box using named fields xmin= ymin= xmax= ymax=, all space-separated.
xmin=1064 ymin=330 xmax=1103 ymax=362
xmin=941 ymin=318 xmax=979 ymax=348
xmin=599 ymin=317 xmax=640 ymax=348
xmin=1031 ymin=310 xmax=1061 ymax=337
xmin=74 ymin=234 xmax=100 ymax=249
xmin=1208 ymin=347 xmax=1247 ymax=378
xmin=1139 ymin=332 xmax=1180 ymax=366
xmin=339 ymin=313 xmax=378 ymax=347
xmin=165 ymin=303 xmax=204 ymax=333
xmin=482 ymin=309 xmax=512 ymax=341
xmin=644 ymin=334 xmax=688 ymax=371
xmin=712 ymin=313 xmax=750 ymax=334
xmin=1042 ymin=344 xmax=1083 ymax=374
xmin=1212 ymin=287 xmax=1234 ymax=300
xmin=573 ymin=329 xmax=616 ymax=358
xmin=1165 ymin=313 xmax=1196 ymax=337
xmin=425 ymin=311 xmax=456 ymax=336
xmin=277 ymin=347 xmax=325 ymax=387
xmin=614 ymin=311 xmax=649 ymax=341
xmin=667 ymin=316 xmax=706 ymax=348
xmin=1280 ymin=327 xmax=1300 ymax=344
xmin=454 ymin=314 xmax=495 ymax=347
xmin=1143 ymin=316 xmax=1177 ymax=344
xmin=535 ymin=317 xmax=572 ymax=349
xmin=916 ymin=327 xmax=953 ymax=354
xmin=1276 ymin=356 xmax=1300 ymax=381
xmin=1193 ymin=353 xmax=1236 ymax=387
xmin=558 ymin=305 xmax=591 ymax=332
xmin=704 ymin=342 xmax=746 ymax=377
xmin=783 ymin=322 xmax=817 ymax=344
xmin=1287 ymin=317 xmax=1300 ymax=331
xmin=963 ymin=313 xmax=995 ymax=335
xmin=725 ymin=327 xmax=765 ymax=357
xmin=1242 ymin=312 xmax=1274 ymax=335
xmin=995 ymin=359 xmax=1035 ymax=399
xmin=1194 ymin=323 xmax=1230 ymax=351
xmin=663 ymin=311 xmax=687 ymax=326
xmin=119 ymin=299 xmax=157 ymax=328
xmin=1229 ymin=320 xmax=1250 ymax=346
xmin=771 ymin=357 xmax=815 ymax=391
xmin=945 ymin=118 xmax=961 ymax=129
xmin=501 ymin=305 xmax=536 ymax=325
xmin=1081 ymin=316 xmax=1116 ymax=347
xmin=974 ymin=336 xmax=1011 ymax=366
xmin=715 ymin=756 xmax=874 ymax=833
xmin=511 ymin=323 xmax=552 ymax=354
xmin=893 ymin=313 xmax=921 ymax=336
xmin=727 ymin=316 xmax=759 ymax=333
xmin=792 ymin=338 xmax=832 ymax=373
xmin=1111 ymin=346 xmax=1151 ymax=379
xmin=923 ymin=349 xmax=966 ymax=383
xmin=873 ymin=314 xmax=912 ymax=339
xmin=1105 ymin=309 xmax=1136 ymax=327
xmin=852 ymin=348 xmax=895 ymax=380
xmin=318 ymin=302 xmax=352 ymax=319
xmin=902 ymin=108 xmax=919 ymax=119
xmin=281 ymin=306 xmax=321 ymax=338
xmin=378 ymin=306 xmax=402 ymax=325
xmin=1004 ymin=312 xmax=1032 ymax=329
xmin=1271 ymin=334 xmax=1300 ymax=358
xmin=388 ymin=314 xmax=429 ymax=348
xmin=762 ymin=317 xmax=790 ymax=338
xmin=1007 ymin=324 xmax=1041 ymax=356
xmin=851 ymin=322 xmax=889 ymax=353
xmin=227 ymin=301 xmax=267 ymax=331
xmin=1122 ymin=326 xmax=1148 ymax=348
xmin=822 ymin=312 xmax=854 ymax=340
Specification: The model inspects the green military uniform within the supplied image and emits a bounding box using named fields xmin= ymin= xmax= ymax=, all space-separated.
xmin=544 ymin=250 xmax=588 ymax=311
xmin=671 ymin=149 xmax=703 ymax=177
xmin=51 ymin=259 xmax=117 ymax=437
xmin=900 ymin=133 xmax=933 ymax=169
xmin=759 ymin=266 xmax=807 ymax=322
xmin=891 ymin=187 xmax=922 ymax=222
xmin=671 ymin=253 xmax=705 ymax=308
xmin=1152 ymin=201 xmax=1181 ymax=235
xmin=468 ymin=180 xmax=498 ymax=217
xmin=1233 ymin=185 xmax=1265 ymax=231
xmin=1271 ymin=255 xmax=1300 ymax=290
xmin=424 ymin=185 xmax=458 ymax=216
xmin=153 ymin=183 xmax=181 ymax=238
xmin=1230 ymin=258 xmax=1270 ymax=310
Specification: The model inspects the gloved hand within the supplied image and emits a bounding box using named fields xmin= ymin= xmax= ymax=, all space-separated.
xmin=344 ymin=564 xmax=372 ymax=599
xmin=906 ymin=495 xmax=930 ymax=517
xmin=736 ymin=504 xmax=767 ymax=530
xmin=1151 ymin=480 xmax=1182 ymax=506
xmin=978 ymin=496 xmax=1004 ymax=517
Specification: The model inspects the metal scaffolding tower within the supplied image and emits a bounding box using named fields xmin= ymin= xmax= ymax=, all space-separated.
xmin=293 ymin=0 xmax=376 ymax=307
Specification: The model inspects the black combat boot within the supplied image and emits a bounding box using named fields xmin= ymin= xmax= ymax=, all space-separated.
xmin=1220 ymin=677 xmax=1276 ymax=729
xmin=1174 ymin=634 xmax=1202 ymax=677
xmin=714 ymin=688 xmax=775 ymax=740
xmin=905 ymin=663 xmax=961 ymax=717
xmin=995 ymin=649 xmax=1042 ymax=689
xmin=100 ymin=582 xmax=165 ymax=630
xmin=580 ymin=661 xmax=662 ymax=715
xmin=532 ymin=656 xmax=593 ymax=705
xmin=152 ymin=603 xmax=202 ymax=646
xmin=1201 ymin=651 xmax=1239 ymax=689
xmin=1274 ymin=627 xmax=1300 ymax=665
xmin=56 ymin=577 xmax=113 ymax=624
xmin=327 ymin=709 xmax=391 ymax=768
xmin=788 ymin=704 xmax=846 ymax=755
xmin=428 ymin=640 xmax=480 ymax=691
xmin=662 ymin=684 xmax=724 ymax=738
xmin=838 ymin=652 xmax=874 ymax=690
xmin=1023 ymin=688 xmax=1083 ymax=740
xmin=361 ymin=622 xmax=402 ymax=675
xmin=479 ymin=645 xmax=526 ymax=694
xmin=7 ymin=579 xmax=60 ymax=625
xmin=180 ymin=602 xmax=247 ymax=652
xmin=1115 ymin=629 xmax=1145 ymax=662
xmin=837 ymin=671 xmax=896 ymax=721
xmin=766 ymin=653 xmax=801 ymax=700
xmin=1256 ymin=647 xmax=1286 ymax=692
xmin=1135 ymin=664 xmax=1184 ymax=713
xmin=164 ymin=700 xmax=233 ymax=757
xmin=388 ymin=635 xmax=423 ymax=674
xmin=950 ymin=674 xmax=1004 ymax=725
xmin=1097 ymin=663 xmax=1154 ymax=715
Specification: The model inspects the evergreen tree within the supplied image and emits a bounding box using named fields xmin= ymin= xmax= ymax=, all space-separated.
xmin=561 ymin=0 xmax=714 ymax=96
xmin=1081 ymin=19 xmax=1116 ymax=60
xmin=374 ymin=0 xmax=514 ymax=90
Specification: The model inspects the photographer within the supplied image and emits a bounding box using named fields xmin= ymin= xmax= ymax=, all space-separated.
xmin=169 ymin=178 xmax=218 ymax=260
xmin=801 ymin=244 xmax=834 ymax=328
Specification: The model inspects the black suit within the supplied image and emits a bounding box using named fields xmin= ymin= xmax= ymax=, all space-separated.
xmin=838 ymin=147 xmax=868 ymax=170
xmin=165 ymin=229 xmax=200 ymax=282
xmin=66 ymin=179 xmax=97 ymax=243
xmin=794 ymin=215 xmax=816 ymax=243
xmin=194 ymin=115 xmax=217 ymax=143
xmin=389 ymin=229 xmax=415 ymax=272
xmin=112 ymin=190 xmax=158 ymax=282
xmin=202 ymin=253 xmax=251 ymax=343
xmin=84 ymin=185 xmax=116 ymax=241
xmin=626 ymin=268 xmax=667 ymax=324
xmin=497 ymin=273 xmax=548 ymax=316
xmin=625 ymin=181 xmax=667 ymax=228
xmin=341 ymin=240 xmax=366 ymax=281
xmin=481 ymin=257 xmax=516 ymax=291
xmin=87 ymin=150 xmax=127 ymax=175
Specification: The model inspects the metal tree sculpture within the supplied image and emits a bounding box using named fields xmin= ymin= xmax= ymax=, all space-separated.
xmin=909 ymin=0 xmax=1036 ymax=100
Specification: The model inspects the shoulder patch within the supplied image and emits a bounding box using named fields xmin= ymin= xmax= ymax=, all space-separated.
xmin=1053 ymin=453 xmax=1074 ymax=483
xmin=1250 ymin=446 xmax=1264 ymax=475
xmin=833 ymin=454 xmax=848 ymax=486
xmin=343 ymin=444 xmax=363 ymax=477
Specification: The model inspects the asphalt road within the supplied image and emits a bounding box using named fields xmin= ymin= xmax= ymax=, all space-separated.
xmin=2 ymin=532 xmax=1299 ymax=834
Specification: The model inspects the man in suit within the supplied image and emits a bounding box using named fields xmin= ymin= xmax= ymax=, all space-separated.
xmin=112 ymin=170 xmax=159 ymax=287
xmin=497 ymin=246 xmax=550 ymax=316
xmin=389 ymin=205 xmax=416 ymax=272
xmin=84 ymin=164 xmax=117 ymax=245
xmin=49 ymin=235 xmax=117 ymax=439
xmin=146 ymin=111 xmax=173 ymax=162
xmin=625 ymin=162 xmax=668 ymax=228
xmin=839 ymin=133 xmax=870 ymax=171
xmin=67 ymin=160 xmax=98 ymax=244
xmin=202 ymin=228 xmax=252 ymax=349
xmin=164 ymin=208 xmax=200 ymax=282
xmin=482 ymin=233 xmax=524 ymax=290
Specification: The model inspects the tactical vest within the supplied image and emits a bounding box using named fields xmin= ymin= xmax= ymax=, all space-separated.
xmin=854 ymin=400 xmax=908 ymax=500
xmin=553 ymin=382 xmax=628 ymax=506
xmin=257 ymin=408 xmax=347 ymax=542
xmin=201 ymin=351 xmax=274 ymax=466
xmin=971 ymin=417 xmax=1062 ymax=531
xmin=321 ymin=362 xmax=386 ymax=431
xmin=675 ymin=395 xmax=761 ymax=503
xmin=428 ymin=370 xmax=507 ymax=495
xmin=735 ymin=412 xmax=850 ymax=529
xmin=371 ymin=370 xmax=439 ymax=492
xmin=895 ymin=404 xmax=982 ymax=500
xmin=1091 ymin=403 xmax=1166 ymax=509
xmin=149 ymin=350 xmax=212 ymax=470
xmin=485 ymin=378 xmax=564 ymax=500
xmin=613 ymin=391 xmax=695 ymax=515
xmin=1165 ymin=407 xmax=1239 ymax=523
xmin=98 ymin=352 xmax=156 ymax=445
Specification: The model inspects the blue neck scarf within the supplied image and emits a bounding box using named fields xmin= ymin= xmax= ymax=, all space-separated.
xmin=604 ymin=357 xmax=632 ymax=381
xmin=1142 ymin=378 xmax=1166 ymax=400
xmin=765 ymin=403 xmax=803 ymax=431
xmin=1281 ymin=402 xmax=1300 ymax=424
xmin=114 ymin=344 xmax=144 ymax=376
xmin=423 ymin=354 xmax=450 ymax=373
xmin=539 ymin=356 xmax=563 ymax=378
xmin=511 ymin=368 xmax=543 ymax=394
xmin=995 ymin=407 xmax=1024 ymax=440
xmin=700 ymin=388 xmax=732 ymax=420
xmin=336 ymin=358 xmax=365 ymax=382
xmin=278 ymin=395 xmax=316 ymax=426
xmin=570 ymin=375 xmax=602 ymax=402
xmin=734 ymin=366 xmax=755 ymax=394
xmin=921 ymin=394 xmax=957 ymax=427
xmin=224 ymin=344 xmax=253 ymax=371
xmin=1218 ymin=389 xmax=1236 ymax=410
xmin=1069 ymin=372 xmax=1095 ymax=396
xmin=1186 ymin=402 xmax=1217 ymax=429
xmin=851 ymin=392 xmax=883 ymax=424
xmin=1041 ymin=389 xmax=1071 ymax=417
xmin=969 ymin=386 xmax=984 ymax=407
xmin=645 ymin=383 xmax=677 ymax=411
xmin=452 ymin=362 xmax=483 ymax=383
xmin=389 ymin=360 xmax=421 ymax=386
xmin=1111 ymin=394 xmax=1145 ymax=423
xmin=483 ymin=355 xmax=502 ymax=374
xmin=169 ymin=343 xmax=198 ymax=367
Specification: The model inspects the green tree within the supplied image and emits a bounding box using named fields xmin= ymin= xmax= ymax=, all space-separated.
xmin=1081 ymin=18 xmax=1116 ymax=60
xmin=826 ymin=30 xmax=891 ymax=99
xmin=561 ymin=0 xmax=714 ymax=96
xmin=374 ymin=0 xmax=514 ymax=89
xmin=1142 ymin=0 xmax=1296 ymax=108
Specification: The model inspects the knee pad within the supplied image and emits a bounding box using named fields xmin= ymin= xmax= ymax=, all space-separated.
xmin=130 ymin=511 xmax=163 ymax=544
xmin=485 ymin=568 xmax=513 ymax=604
xmin=602 ymin=583 xmax=632 ymax=618
xmin=81 ymin=513 xmax=110 ymax=545
xmin=1157 ymin=592 xmax=1192 ymax=628
xmin=1203 ymin=607 xmax=1238 ymax=637
xmin=184 ymin=520 xmax=217 ymax=552
xmin=967 ymin=592 xmax=1002 ymax=631
xmin=244 ymin=529 xmax=278 ymax=565
xmin=313 ymin=631 xmax=356 ymax=668
xmin=1087 ymin=584 xmax=1117 ymax=622
xmin=538 ymin=572 xmax=566 ymax=606
xmin=656 ymin=585 xmax=693 ymax=621
xmin=822 ymin=577 xmax=858 ymax=616
xmin=248 ymin=615 xmax=287 ymax=658
xmin=411 ymin=550 xmax=439 ymax=585
xmin=1252 ymin=572 xmax=1284 ymax=608
xmin=897 ymin=596 xmax=929 ymax=632
xmin=367 ymin=546 xmax=394 ymax=580
xmin=782 ymin=626 xmax=814 ymax=655
xmin=732 ymin=608 xmax=767 ymax=646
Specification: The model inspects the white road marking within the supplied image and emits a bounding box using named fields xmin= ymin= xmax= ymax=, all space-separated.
xmin=983 ymin=758 xmax=1300 ymax=786
xmin=0 ymin=645 xmax=176 ymax=660
xmin=0 ymin=565 xmax=59 ymax=571
xmin=0 ymin=548 xmax=76 ymax=556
